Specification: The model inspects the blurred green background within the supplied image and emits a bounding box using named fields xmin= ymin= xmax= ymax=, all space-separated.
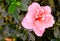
xmin=0 ymin=0 xmax=60 ymax=41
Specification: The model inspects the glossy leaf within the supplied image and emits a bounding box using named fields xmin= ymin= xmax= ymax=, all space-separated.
xmin=6 ymin=0 xmax=11 ymax=4
xmin=21 ymin=0 xmax=31 ymax=5
xmin=28 ymin=31 xmax=35 ymax=41
xmin=16 ymin=2 xmax=21 ymax=6
xmin=0 ymin=18 xmax=4 ymax=26
xmin=0 ymin=0 xmax=2 ymax=1
xmin=3 ymin=25 xmax=15 ymax=37
xmin=54 ymin=27 xmax=59 ymax=38
xmin=35 ymin=0 xmax=40 ymax=1
xmin=0 ymin=35 xmax=3 ymax=41
xmin=11 ymin=0 xmax=16 ymax=1
xmin=51 ymin=39 xmax=57 ymax=41
xmin=12 ymin=8 xmax=19 ymax=20
xmin=20 ymin=3 xmax=28 ymax=11
xmin=8 ymin=3 xmax=17 ymax=14
xmin=8 ymin=23 xmax=16 ymax=29
xmin=6 ymin=0 xmax=16 ymax=4
xmin=51 ymin=39 xmax=60 ymax=41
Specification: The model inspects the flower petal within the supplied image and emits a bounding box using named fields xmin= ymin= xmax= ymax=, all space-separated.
xmin=25 ymin=13 xmax=35 ymax=23
xmin=33 ymin=26 xmax=45 ymax=36
xmin=28 ymin=2 xmax=40 ymax=12
xmin=43 ymin=6 xmax=51 ymax=14
xmin=45 ymin=15 xmax=55 ymax=28
xmin=35 ymin=20 xmax=47 ymax=30
xmin=22 ymin=17 xmax=33 ymax=29
xmin=28 ymin=2 xmax=44 ymax=14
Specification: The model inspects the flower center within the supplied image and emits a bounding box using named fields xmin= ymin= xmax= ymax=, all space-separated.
xmin=35 ymin=14 xmax=45 ymax=21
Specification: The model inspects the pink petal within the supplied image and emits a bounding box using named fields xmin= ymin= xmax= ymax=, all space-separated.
xmin=28 ymin=2 xmax=44 ymax=14
xmin=43 ymin=6 xmax=51 ymax=14
xmin=25 ymin=13 xmax=35 ymax=23
xmin=33 ymin=26 xmax=45 ymax=36
xmin=45 ymin=14 xmax=55 ymax=28
xmin=28 ymin=2 xmax=40 ymax=12
xmin=35 ymin=20 xmax=47 ymax=30
xmin=21 ymin=17 xmax=33 ymax=29
xmin=35 ymin=14 xmax=55 ymax=29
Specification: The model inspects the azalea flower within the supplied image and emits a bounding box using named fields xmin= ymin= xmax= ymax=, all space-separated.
xmin=21 ymin=2 xmax=55 ymax=36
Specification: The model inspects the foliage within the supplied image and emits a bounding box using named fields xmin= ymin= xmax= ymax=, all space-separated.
xmin=0 ymin=0 xmax=60 ymax=41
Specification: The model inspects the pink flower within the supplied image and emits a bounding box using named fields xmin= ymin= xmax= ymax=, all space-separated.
xmin=21 ymin=2 xmax=55 ymax=37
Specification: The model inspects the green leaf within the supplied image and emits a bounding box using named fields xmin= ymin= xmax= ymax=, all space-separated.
xmin=54 ymin=27 xmax=59 ymax=38
xmin=0 ymin=35 xmax=3 ymax=41
xmin=0 ymin=0 xmax=2 ymax=1
xmin=8 ymin=2 xmax=19 ymax=20
xmin=0 ymin=18 xmax=4 ymax=26
xmin=6 ymin=0 xmax=16 ymax=4
xmin=20 ymin=0 xmax=30 ymax=11
xmin=8 ymin=23 xmax=16 ymax=29
xmin=11 ymin=0 xmax=16 ymax=1
xmin=35 ymin=0 xmax=40 ymax=1
xmin=12 ymin=8 xmax=19 ymax=20
xmin=19 ymin=28 xmax=28 ymax=41
xmin=16 ymin=2 xmax=21 ymax=6
xmin=12 ymin=13 xmax=19 ymax=20
xmin=8 ymin=3 xmax=17 ymax=14
xmin=51 ymin=39 xmax=60 ymax=41
xmin=59 ymin=33 xmax=60 ymax=39
xmin=20 ymin=3 xmax=28 ymax=11
xmin=6 ymin=0 xmax=11 ymax=4
xmin=28 ymin=31 xmax=35 ymax=41
xmin=11 ymin=2 xmax=16 ymax=4
xmin=51 ymin=39 xmax=57 ymax=41
xmin=21 ymin=0 xmax=31 ymax=5
xmin=21 ymin=34 xmax=27 ymax=41
xmin=3 ymin=25 xmax=16 ymax=37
